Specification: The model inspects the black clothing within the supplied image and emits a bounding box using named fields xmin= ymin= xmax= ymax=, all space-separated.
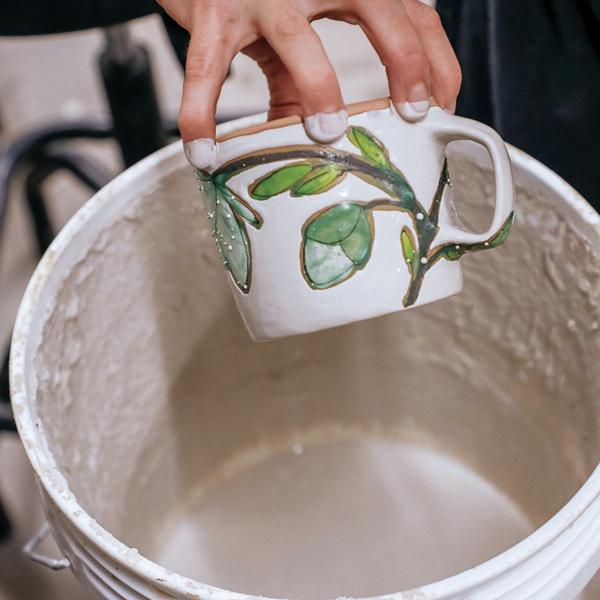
xmin=438 ymin=0 xmax=600 ymax=210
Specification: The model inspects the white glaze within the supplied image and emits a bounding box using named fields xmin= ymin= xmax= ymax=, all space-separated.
xmin=209 ymin=103 xmax=514 ymax=341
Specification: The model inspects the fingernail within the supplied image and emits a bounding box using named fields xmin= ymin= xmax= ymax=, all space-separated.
xmin=395 ymin=82 xmax=431 ymax=122
xmin=304 ymin=109 xmax=348 ymax=143
xmin=445 ymin=100 xmax=457 ymax=115
xmin=184 ymin=138 xmax=214 ymax=169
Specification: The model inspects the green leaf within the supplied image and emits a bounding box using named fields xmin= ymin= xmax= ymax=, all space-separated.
xmin=291 ymin=165 xmax=346 ymax=196
xmin=302 ymin=202 xmax=374 ymax=289
xmin=249 ymin=162 xmax=313 ymax=199
xmin=487 ymin=211 xmax=515 ymax=248
xmin=464 ymin=211 xmax=516 ymax=253
xmin=432 ymin=212 xmax=515 ymax=268
xmin=401 ymin=228 xmax=414 ymax=262
xmin=472 ymin=211 xmax=515 ymax=252
xmin=305 ymin=202 xmax=362 ymax=244
xmin=340 ymin=209 xmax=372 ymax=264
xmin=347 ymin=126 xmax=391 ymax=170
xmin=401 ymin=227 xmax=419 ymax=275
xmin=304 ymin=239 xmax=355 ymax=288
xmin=439 ymin=245 xmax=465 ymax=261
xmin=198 ymin=175 xmax=252 ymax=291
xmin=198 ymin=173 xmax=217 ymax=215
xmin=219 ymin=185 xmax=262 ymax=228
xmin=215 ymin=197 xmax=251 ymax=290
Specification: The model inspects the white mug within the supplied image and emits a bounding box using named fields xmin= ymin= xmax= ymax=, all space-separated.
xmin=197 ymin=98 xmax=514 ymax=341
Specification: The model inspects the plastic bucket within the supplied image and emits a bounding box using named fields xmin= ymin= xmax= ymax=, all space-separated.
xmin=9 ymin=114 xmax=600 ymax=600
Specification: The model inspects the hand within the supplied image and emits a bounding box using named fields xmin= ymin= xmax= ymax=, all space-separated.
xmin=156 ymin=0 xmax=462 ymax=169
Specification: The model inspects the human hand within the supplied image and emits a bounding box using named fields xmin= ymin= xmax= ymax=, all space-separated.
xmin=156 ymin=0 xmax=461 ymax=169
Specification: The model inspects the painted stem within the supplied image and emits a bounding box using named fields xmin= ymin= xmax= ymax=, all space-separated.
xmin=403 ymin=159 xmax=449 ymax=307
xmin=363 ymin=199 xmax=406 ymax=211
xmin=213 ymin=146 xmax=424 ymax=213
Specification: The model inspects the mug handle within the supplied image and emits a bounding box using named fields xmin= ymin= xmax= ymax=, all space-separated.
xmin=428 ymin=110 xmax=515 ymax=245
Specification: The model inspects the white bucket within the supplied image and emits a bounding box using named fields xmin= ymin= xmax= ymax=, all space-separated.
xmin=9 ymin=114 xmax=600 ymax=600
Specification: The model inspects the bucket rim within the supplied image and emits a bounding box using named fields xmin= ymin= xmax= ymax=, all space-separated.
xmin=9 ymin=112 xmax=600 ymax=600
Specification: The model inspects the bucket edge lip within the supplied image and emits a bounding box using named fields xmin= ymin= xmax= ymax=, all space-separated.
xmin=9 ymin=115 xmax=600 ymax=600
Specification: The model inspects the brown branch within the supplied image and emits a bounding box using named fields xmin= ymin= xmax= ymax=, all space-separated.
xmin=428 ymin=157 xmax=449 ymax=226
xmin=403 ymin=157 xmax=452 ymax=307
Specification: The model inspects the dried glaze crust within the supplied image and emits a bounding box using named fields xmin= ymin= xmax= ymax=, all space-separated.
xmin=9 ymin=116 xmax=600 ymax=600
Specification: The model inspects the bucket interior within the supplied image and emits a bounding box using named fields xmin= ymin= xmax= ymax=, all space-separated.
xmin=27 ymin=145 xmax=600 ymax=600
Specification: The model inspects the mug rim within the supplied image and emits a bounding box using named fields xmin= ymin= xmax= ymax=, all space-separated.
xmin=217 ymin=97 xmax=392 ymax=143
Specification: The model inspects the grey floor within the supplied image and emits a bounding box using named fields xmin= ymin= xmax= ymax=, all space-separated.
xmin=1 ymin=10 xmax=599 ymax=600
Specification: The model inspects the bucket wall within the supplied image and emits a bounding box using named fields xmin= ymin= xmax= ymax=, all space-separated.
xmin=10 ymin=126 xmax=600 ymax=600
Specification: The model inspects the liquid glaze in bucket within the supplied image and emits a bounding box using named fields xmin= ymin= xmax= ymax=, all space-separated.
xmin=9 ymin=114 xmax=600 ymax=600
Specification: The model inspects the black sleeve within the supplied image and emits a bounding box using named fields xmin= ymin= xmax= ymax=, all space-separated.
xmin=437 ymin=0 xmax=600 ymax=210
xmin=592 ymin=0 xmax=600 ymax=22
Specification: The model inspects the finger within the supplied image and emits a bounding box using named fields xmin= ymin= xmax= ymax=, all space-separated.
xmin=259 ymin=1 xmax=347 ymax=143
xmin=243 ymin=38 xmax=303 ymax=121
xmin=180 ymin=21 xmax=236 ymax=169
xmin=404 ymin=0 xmax=461 ymax=112
xmin=357 ymin=0 xmax=431 ymax=122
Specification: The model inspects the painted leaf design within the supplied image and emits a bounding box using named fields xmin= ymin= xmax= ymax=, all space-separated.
xmin=401 ymin=227 xmax=417 ymax=274
xmin=291 ymin=165 xmax=346 ymax=196
xmin=486 ymin=211 xmax=514 ymax=248
xmin=303 ymin=239 xmax=355 ymax=288
xmin=353 ymin=171 xmax=416 ymax=210
xmin=401 ymin=228 xmax=414 ymax=261
xmin=430 ymin=211 xmax=515 ymax=267
xmin=198 ymin=170 xmax=219 ymax=221
xmin=303 ymin=202 xmax=373 ymax=289
xmin=216 ymin=202 xmax=251 ymax=290
xmin=219 ymin=185 xmax=262 ymax=228
xmin=348 ymin=126 xmax=391 ymax=170
xmin=306 ymin=202 xmax=362 ymax=243
xmin=465 ymin=212 xmax=515 ymax=252
xmin=249 ymin=162 xmax=313 ymax=199
xmin=461 ymin=211 xmax=515 ymax=253
xmin=198 ymin=174 xmax=252 ymax=292
xmin=438 ymin=246 xmax=465 ymax=261
xmin=341 ymin=209 xmax=371 ymax=263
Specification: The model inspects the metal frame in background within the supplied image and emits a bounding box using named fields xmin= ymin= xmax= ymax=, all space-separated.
xmin=0 ymin=129 xmax=116 ymax=543
xmin=0 ymin=22 xmax=183 ymax=543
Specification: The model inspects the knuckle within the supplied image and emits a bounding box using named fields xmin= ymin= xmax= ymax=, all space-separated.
xmin=271 ymin=7 xmax=308 ymax=40
xmin=387 ymin=43 xmax=427 ymax=73
xmin=258 ymin=52 xmax=284 ymax=76
xmin=185 ymin=50 xmax=219 ymax=80
xmin=362 ymin=0 xmax=397 ymax=9
xmin=411 ymin=3 xmax=443 ymax=34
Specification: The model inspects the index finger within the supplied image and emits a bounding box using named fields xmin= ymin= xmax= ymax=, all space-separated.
xmin=356 ymin=0 xmax=432 ymax=121
xmin=259 ymin=0 xmax=348 ymax=142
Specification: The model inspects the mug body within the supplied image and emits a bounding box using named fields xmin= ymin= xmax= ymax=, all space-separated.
xmin=206 ymin=101 xmax=468 ymax=341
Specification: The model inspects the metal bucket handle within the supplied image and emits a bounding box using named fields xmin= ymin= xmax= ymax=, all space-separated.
xmin=23 ymin=522 xmax=70 ymax=571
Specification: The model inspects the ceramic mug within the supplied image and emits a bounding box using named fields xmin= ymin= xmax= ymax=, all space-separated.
xmin=196 ymin=98 xmax=514 ymax=341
